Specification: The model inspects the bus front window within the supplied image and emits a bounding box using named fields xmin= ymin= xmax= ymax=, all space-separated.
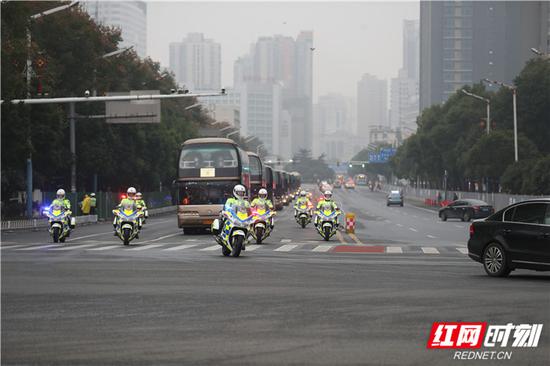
xmin=179 ymin=181 xmax=235 ymax=205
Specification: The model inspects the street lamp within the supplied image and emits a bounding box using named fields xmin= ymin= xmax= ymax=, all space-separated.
xmin=461 ymin=89 xmax=491 ymax=135
xmin=483 ymin=78 xmax=518 ymax=162
xmin=25 ymin=1 xmax=79 ymax=217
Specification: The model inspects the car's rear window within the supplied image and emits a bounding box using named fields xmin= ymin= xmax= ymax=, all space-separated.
xmin=512 ymin=203 xmax=548 ymax=225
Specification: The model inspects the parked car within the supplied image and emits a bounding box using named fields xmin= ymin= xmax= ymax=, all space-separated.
xmin=467 ymin=198 xmax=550 ymax=277
xmin=386 ymin=190 xmax=403 ymax=206
xmin=439 ymin=199 xmax=494 ymax=221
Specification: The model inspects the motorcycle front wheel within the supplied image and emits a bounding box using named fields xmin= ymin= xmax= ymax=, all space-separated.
xmin=232 ymin=236 xmax=244 ymax=257
xmin=323 ymin=226 xmax=331 ymax=241
xmin=122 ymin=228 xmax=131 ymax=245
xmin=255 ymin=227 xmax=264 ymax=244
xmin=222 ymin=244 xmax=231 ymax=257
xmin=52 ymin=227 xmax=60 ymax=243
xmin=301 ymin=218 xmax=307 ymax=228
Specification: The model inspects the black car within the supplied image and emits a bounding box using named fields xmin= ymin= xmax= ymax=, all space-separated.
xmin=439 ymin=199 xmax=494 ymax=222
xmin=467 ymin=198 xmax=550 ymax=277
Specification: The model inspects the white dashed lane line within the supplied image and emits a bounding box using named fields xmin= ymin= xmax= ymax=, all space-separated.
xmin=87 ymin=245 xmax=120 ymax=251
xmin=421 ymin=247 xmax=440 ymax=254
xmin=409 ymin=227 xmax=418 ymax=232
xmin=386 ymin=246 xmax=403 ymax=254
xmin=427 ymin=235 xmax=437 ymax=239
xmin=162 ymin=244 xmax=197 ymax=251
xmin=312 ymin=245 xmax=333 ymax=252
xmin=127 ymin=244 xmax=164 ymax=251
xmin=274 ymin=244 xmax=297 ymax=252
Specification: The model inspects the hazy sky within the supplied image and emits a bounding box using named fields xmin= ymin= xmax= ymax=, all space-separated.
xmin=147 ymin=1 xmax=419 ymax=101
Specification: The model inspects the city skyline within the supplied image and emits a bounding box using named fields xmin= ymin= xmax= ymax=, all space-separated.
xmin=147 ymin=1 xmax=419 ymax=101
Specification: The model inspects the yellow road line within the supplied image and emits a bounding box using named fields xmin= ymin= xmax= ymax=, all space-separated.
xmin=335 ymin=230 xmax=347 ymax=244
xmin=348 ymin=233 xmax=362 ymax=244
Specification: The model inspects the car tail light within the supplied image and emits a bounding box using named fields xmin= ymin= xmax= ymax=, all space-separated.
xmin=473 ymin=206 xmax=480 ymax=211
xmin=469 ymin=224 xmax=475 ymax=236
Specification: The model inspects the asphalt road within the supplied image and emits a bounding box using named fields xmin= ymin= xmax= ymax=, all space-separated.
xmin=2 ymin=186 xmax=549 ymax=365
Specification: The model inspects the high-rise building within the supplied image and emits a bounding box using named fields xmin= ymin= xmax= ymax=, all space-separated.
xmin=403 ymin=19 xmax=420 ymax=80
xmin=357 ymin=74 xmax=387 ymax=138
xmin=83 ymin=1 xmax=147 ymax=58
xmin=420 ymin=1 xmax=550 ymax=110
xmin=169 ymin=33 xmax=221 ymax=91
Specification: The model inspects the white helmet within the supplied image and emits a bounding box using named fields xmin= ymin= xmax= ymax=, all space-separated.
xmin=300 ymin=190 xmax=307 ymax=197
xmin=90 ymin=193 xmax=96 ymax=197
xmin=127 ymin=187 xmax=137 ymax=197
xmin=233 ymin=184 xmax=246 ymax=199
xmin=136 ymin=192 xmax=143 ymax=199
xmin=56 ymin=189 xmax=66 ymax=198
xmin=258 ymin=188 xmax=268 ymax=199
xmin=324 ymin=190 xmax=333 ymax=200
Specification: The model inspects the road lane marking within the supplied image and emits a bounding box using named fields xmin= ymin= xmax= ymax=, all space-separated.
xmin=67 ymin=232 xmax=114 ymax=242
xmin=427 ymin=235 xmax=437 ymax=239
xmin=386 ymin=246 xmax=403 ymax=254
xmin=421 ymin=247 xmax=439 ymax=254
xmin=0 ymin=245 xmax=25 ymax=250
xmin=274 ymin=244 xmax=297 ymax=252
xmin=87 ymin=245 xmax=119 ymax=251
xmin=312 ymin=245 xmax=333 ymax=252
xmin=201 ymin=245 xmax=220 ymax=251
xmin=127 ymin=244 xmax=164 ymax=251
xmin=348 ymin=233 xmax=362 ymax=244
xmin=149 ymin=232 xmax=182 ymax=242
xmin=163 ymin=244 xmax=197 ymax=251
xmin=335 ymin=230 xmax=347 ymax=244
xmin=454 ymin=224 xmax=464 ymax=228
xmin=396 ymin=223 xmax=403 ymax=227
xmin=409 ymin=227 xmax=418 ymax=232
xmin=17 ymin=244 xmax=61 ymax=251
xmin=281 ymin=239 xmax=292 ymax=243
xmin=51 ymin=244 xmax=96 ymax=251
xmin=245 ymin=245 xmax=260 ymax=251
xmin=456 ymin=247 xmax=468 ymax=254
xmin=185 ymin=239 xmax=198 ymax=242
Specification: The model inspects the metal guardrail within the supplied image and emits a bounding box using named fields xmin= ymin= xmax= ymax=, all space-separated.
xmin=382 ymin=185 xmax=546 ymax=211
xmin=1 ymin=206 xmax=176 ymax=231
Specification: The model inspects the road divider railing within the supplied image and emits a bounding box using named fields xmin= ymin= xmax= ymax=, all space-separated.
xmin=1 ymin=206 xmax=176 ymax=231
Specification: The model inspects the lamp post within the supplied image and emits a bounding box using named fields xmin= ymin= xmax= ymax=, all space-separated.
xmin=25 ymin=1 xmax=79 ymax=217
xmin=461 ymin=89 xmax=491 ymax=135
xmin=483 ymin=78 xmax=518 ymax=162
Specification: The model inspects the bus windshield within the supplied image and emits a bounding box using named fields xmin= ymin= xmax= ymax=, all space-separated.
xmin=179 ymin=144 xmax=239 ymax=178
xmin=179 ymin=180 xmax=235 ymax=205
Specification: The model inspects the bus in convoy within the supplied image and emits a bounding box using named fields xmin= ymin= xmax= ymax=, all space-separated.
xmin=176 ymin=138 xmax=250 ymax=233
xmin=247 ymin=152 xmax=263 ymax=199
xmin=263 ymin=165 xmax=275 ymax=202
xmin=289 ymin=172 xmax=301 ymax=196
xmin=355 ymin=174 xmax=368 ymax=186
xmin=273 ymin=170 xmax=285 ymax=210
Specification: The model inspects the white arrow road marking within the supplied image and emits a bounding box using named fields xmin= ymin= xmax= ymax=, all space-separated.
xmin=312 ymin=245 xmax=333 ymax=252
xmin=163 ymin=244 xmax=197 ymax=251
xmin=275 ymin=244 xmax=297 ymax=252
xmin=421 ymin=247 xmax=439 ymax=254
xmin=386 ymin=246 xmax=403 ymax=254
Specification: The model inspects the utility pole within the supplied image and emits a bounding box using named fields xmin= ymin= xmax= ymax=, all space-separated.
xmin=461 ymin=89 xmax=491 ymax=135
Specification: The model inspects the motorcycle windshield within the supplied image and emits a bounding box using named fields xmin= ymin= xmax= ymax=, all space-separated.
xmin=122 ymin=209 xmax=137 ymax=219
xmin=322 ymin=210 xmax=335 ymax=218
xmin=236 ymin=211 xmax=249 ymax=221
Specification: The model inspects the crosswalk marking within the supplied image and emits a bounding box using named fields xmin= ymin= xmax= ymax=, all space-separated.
xmin=163 ymin=244 xmax=197 ymax=251
xmin=409 ymin=227 xmax=418 ymax=232
xmin=456 ymin=247 xmax=468 ymax=254
xmin=245 ymin=245 xmax=261 ymax=251
xmin=149 ymin=233 xmax=181 ymax=242
xmin=127 ymin=244 xmax=164 ymax=251
xmin=17 ymin=244 xmax=61 ymax=251
xmin=427 ymin=235 xmax=436 ymax=239
xmin=312 ymin=245 xmax=332 ymax=252
xmin=200 ymin=245 xmax=220 ymax=251
xmin=274 ymin=244 xmax=297 ymax=252
xmin=386 ymin=246 xmax=403 ymax=254
xmin=51 ymin=244 xmax=96 ymax=251
xmin=87 ymin=245 xmax=119 ymax=251
xmin=421 ymin=247 xmax=439 ymax=254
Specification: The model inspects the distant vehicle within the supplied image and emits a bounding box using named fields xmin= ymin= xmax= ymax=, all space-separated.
xmin=355 ymin=174 xmax=367 ymax=186
xmin=439 ymin=199 xmax=494 ymax=222
xmin=247 ymin=152 xmax=263 ymax=199
xmin=467 ymin=199 xmax=550 ymax=277
xmin=333 ymin=180 xmax=342 ymax=189
xmin=344 ymin=179 xmax=355 ymax=189
xmin=386 ymin=190 xmax=403 ymax=206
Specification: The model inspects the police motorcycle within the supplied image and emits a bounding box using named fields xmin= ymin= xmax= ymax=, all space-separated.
xmin=43 ymin=204 xmax=74 ymax=243
xmin=250 ymin=206 xmax=275 ymax=244
xmin=314 ymin=203 xmax=341 ymax=241
xmin=112 ymin=206 xmax=144 ymax=246
xmin=211 ymin=205 xmax=252 ymax=257
xmin=295 ymin=201 xmax=313 ymax=229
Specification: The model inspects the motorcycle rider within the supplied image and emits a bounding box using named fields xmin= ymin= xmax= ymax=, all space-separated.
xmin=135 ymin=192 xmax=148 ymax=222
xmin=217 ymin=184 xmax=251 ymax=234
xmin=113 ymin=187 xmax=141 ymax=236
xmin=49 ymin=189 xmax=74 ymax=229
xmin=294 ymin=190 xmax=312 ymax=218
xmin=314 ymin=190 xmax=341 ymax=228
xmin=251 ymin=188 xmax=274 ymax=228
